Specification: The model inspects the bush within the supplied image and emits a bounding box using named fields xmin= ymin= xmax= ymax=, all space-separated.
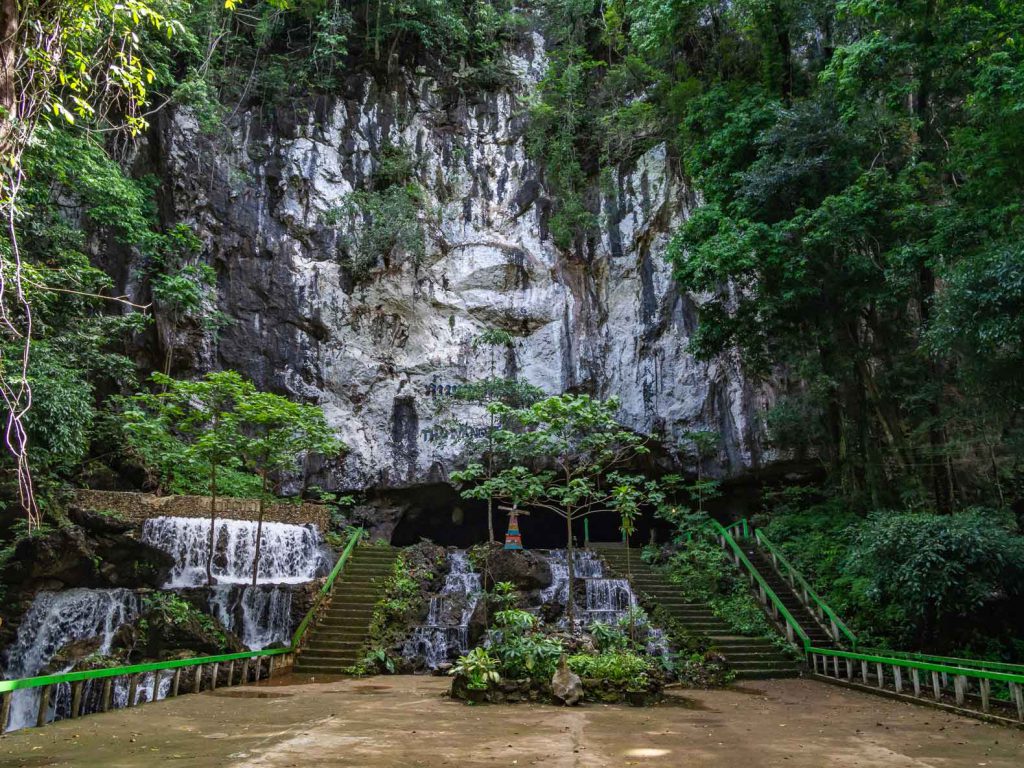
xmin=844 ymin=509 xmax=1024 ymax=647
xmin=567 ymin=651 xmax=653 ymax=686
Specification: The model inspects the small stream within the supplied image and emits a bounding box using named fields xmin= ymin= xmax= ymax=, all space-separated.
xmin=402 ymin=552 xmax=481 ymax=669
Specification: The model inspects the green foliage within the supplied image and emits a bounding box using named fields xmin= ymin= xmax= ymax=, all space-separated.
xmin=490 ymin=581 xmax=518 ymax=611
xmin=528 ymin=0 xmax=1024 ymax=516
xmin=450 ymin=646 xmax=500 ymax=690
xmin=589 ymin=621 xmax=628 ymax=652
xmin=845 ymin=509 xmax=1024 ymax=646
xmin=662 ymin=532 xmax=775 ymax=640
xmin=329 ymin=184 xmax=427 ymax=279
xmin=141 ymin=592 xmax=227 ymax=648
xmin=567 ymin=650 xmax=652 ymax=687
xmin=485 ymin=610 xmax=564 ymax=682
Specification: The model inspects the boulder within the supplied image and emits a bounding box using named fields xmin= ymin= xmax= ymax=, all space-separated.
xmin=551 ymin=655 xmax=583 ymax=706
xmin=484 ymin=549 xmax=552 ymax=592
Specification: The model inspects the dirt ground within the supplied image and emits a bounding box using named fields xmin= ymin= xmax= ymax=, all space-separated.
xmin=1 ymin=675 xmax=1021 ymax=767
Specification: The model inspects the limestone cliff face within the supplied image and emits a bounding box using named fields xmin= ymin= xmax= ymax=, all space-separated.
xmin=151 ymin=32 xmax=777 ymax=491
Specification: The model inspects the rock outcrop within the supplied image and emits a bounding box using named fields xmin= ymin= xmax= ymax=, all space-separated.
xmin=141 ymin=30 xmax=779 ymax=494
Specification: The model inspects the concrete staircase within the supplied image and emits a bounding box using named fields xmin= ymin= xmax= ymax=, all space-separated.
xmin=741 ymin=542 xmax=837 ymax=649
xmin=294 ymin=546 xmax=398 ymax=675
xmin=594 ymin=546 xmax=799 ymax=680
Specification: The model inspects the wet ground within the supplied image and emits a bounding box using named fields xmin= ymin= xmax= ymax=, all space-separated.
xmin=1 ymin=675 xmax=1021 ymax=767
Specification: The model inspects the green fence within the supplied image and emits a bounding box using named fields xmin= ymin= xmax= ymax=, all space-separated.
xmin=712 ymin=518 xmax=1024 ymax=724
xmin=0 ymin=527 xmax=364 ymax=733
xmin=810 ymin=646 xmax=1024 ymax=723
xmin=708 ymin=519 xmax=812 ymax=653
xmin=753 ymin=529 xmax=858 ymax=648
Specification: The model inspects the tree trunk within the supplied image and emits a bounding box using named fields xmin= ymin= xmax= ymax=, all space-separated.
xmin=0 ymin=0 xmax=18 ymax=160
xmin=487 ymin=495 xmax=495 ymax=545
xmin=625 ymin=532 xmax=635 ymax=642
xmin=207 ymin=462 xmax=218 ymax=587
xmin=565 ymin=511 xmax=575 ymax=631
xmin=252 ymin=470 xmax=267 ymax=587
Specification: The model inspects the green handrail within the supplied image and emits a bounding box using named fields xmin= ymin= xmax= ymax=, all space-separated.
xmin=754 ymin=529 xmax=858 ymax=649
xmin=858 ymin=648 xmax=1024 ymax=675
xmin=808 ymin=646 xmax=1024 ymax=685
xmin=707 ymin=520 xmax=812 ymax=653
xmin=291 ymin=526 xmax=364 ymax=648
xmin=0 ymin=647 xmax=290 ymax=694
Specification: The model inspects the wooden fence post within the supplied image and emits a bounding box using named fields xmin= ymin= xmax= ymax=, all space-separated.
xmin=36 ymin=685 xmax=51 ymax=727
xmin=194 ymin=665 xmax=204 ymax=694
xmin=931 ymin=671 xmax=941 ymax=701
xmin=102 ymin=678 xmax=113 ymax=712
xmin=876 ymin=663 xmax=884 ymax=688
xmin=210 ymin=663 xmax=219 ymax=691
xmin=954 ymin=675 xmax=966 ymax=707
xmin=980 ymin=679 xmax=990 ymax=713
xmin=911 ymin=669 xmax=921 ymax=697
xmin=893 ymin=666 xmax=903 ymax=694
xmin=1009 ymin=682 xmax=1023 ymax=722
xmin=72 ymin=681 xmax=84 ymax=718
xmin=0 ymin=692 xmax=10 ymax=732
xmin=227 ymin=660 xmax=235 ymax=687
xmin=860 ymin=660 xmax=868 ymax=684
xmin=845 ymin=659 xmax=853 ymax=681
xmin=172 ymin=669 xmax=181 ymax=697
xmin=127 ymin=674 xmax=139 ymax=707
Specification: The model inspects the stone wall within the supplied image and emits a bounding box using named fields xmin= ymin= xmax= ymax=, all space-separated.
xmin=73 ymin=490 xmax=331 ymax=532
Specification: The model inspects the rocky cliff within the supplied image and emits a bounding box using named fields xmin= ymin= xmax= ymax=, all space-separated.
xmin=146 ymin=31 xmax=777 ymax=492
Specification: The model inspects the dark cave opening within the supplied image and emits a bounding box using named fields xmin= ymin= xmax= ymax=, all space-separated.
xmin=387 ymin=483 xmax=675 ymax=549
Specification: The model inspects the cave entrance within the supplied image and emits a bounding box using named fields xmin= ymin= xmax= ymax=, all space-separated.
xmin=389 ymin=484 xmax=491 ymax=548
xmin=388 ymin=484 xmax=672 ymax=549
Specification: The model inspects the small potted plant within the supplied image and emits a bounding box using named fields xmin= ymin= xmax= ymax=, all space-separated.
xmin=450 ymin=647 xmax=500 ymax=703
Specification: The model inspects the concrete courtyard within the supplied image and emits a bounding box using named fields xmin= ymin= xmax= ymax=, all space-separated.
xmin=1 ymin=675 xmax=1021 ymax=767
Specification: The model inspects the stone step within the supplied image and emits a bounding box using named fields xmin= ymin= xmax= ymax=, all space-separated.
xmin=305 ymin=641 xmax=366 ymax=653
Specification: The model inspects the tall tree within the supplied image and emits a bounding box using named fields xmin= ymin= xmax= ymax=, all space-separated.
xmin=126 ymin=371 xmax=253 ymax=586
xmin=444 ymin=329 xmax=542 ymax=543
xmin=458 ymin=394 xmax=650 ymax=629
xmin=237 ymin=391 xmax=345 ymax=585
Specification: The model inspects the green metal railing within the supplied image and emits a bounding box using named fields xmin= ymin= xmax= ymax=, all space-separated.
xmin=707 ymin=519 xmax=812 ymax=653
xmin=0 ymin=526 xmax=364 ymax=732
xmin=291 ymin=526 xmax=364 ymax=648
xmin=0 ymin=647 xmax=291 ymax=731
xmin=753 ymin=529 xmax=858 ymax=649
xmin=809 ymin=646 xmax=1024 ymax=723
xmin=856 ymin=648 xmax=1024 ymax=675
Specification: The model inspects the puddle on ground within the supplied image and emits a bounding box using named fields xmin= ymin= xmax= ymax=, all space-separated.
xmin=213 ymin=690 xmax=294 ymax=699
xmin=725 ymin=685 xmax=767 ymax=696
xmin=657 ymin=694 xmax=711 ymax=710
xmin=351 ymin=685 xmax=392 ymax=695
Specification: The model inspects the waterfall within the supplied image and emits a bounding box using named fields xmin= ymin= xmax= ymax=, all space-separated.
xmin=206 ymin=584 xmax=293 ymax=650
xmin=401 ymin=551 xmax=481 ymax=669
xmin=1 ymin=589 xmax=140 ymax=732
xmin=141 ymin=516 xmax=329 ymax=587
xmin=539 ymin=549 xmax=638 ymax=627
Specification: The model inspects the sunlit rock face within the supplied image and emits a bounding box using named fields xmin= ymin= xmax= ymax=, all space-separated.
xmin=154 ymin=31 xmax=777 ymax=491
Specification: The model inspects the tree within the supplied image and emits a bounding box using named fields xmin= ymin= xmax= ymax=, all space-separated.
xmin=237 ymin=391 xmax=345 ymax=585
xmin=446 ymin=330 xmax=542 ymax=543
xmin=459 ymin=394 xmax=650 ymax=629
xmin=125 ymin=371 xmax=253 ymax=586
xmin=0 ymin=1 xmax=188 ymax=524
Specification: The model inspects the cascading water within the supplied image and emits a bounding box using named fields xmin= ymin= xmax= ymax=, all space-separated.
xmin=402 ymin=551 xmax=481 ymax=669
xmin=142 ymin=516 xmax=328 ymax=648
xmin=207 ymin=585 xmax=293 ymax=650
xmin=1 ymin=589 xmax=140 ymax=732
xmin=540 ymin=549 xmax=636 ymax=626
xmin=2 ymin=516 xmax=328 ymax=732
xmin=141 ymin=516 xmax=329 ymax=587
